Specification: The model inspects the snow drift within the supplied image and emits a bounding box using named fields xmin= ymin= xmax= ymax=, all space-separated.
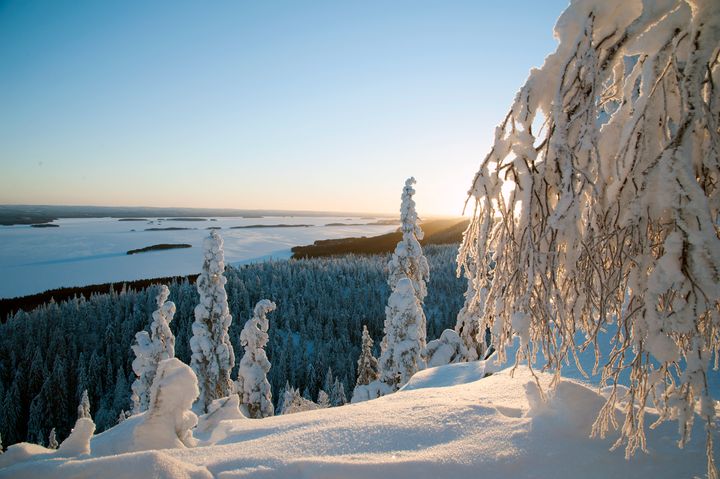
xmin=0 ymin=363 xmax=714 ymax=478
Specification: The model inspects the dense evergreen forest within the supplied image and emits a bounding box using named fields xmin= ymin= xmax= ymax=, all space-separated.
xmin=0 ymin=244 xmax=464 ymax=446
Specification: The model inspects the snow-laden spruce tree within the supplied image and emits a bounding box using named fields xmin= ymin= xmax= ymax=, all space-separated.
xmin=376 ymin=277 xmax=427 ymax=393
xmin=388 ymin=177 xmax=430 ymax=302
xmin=131 ymin=284 xmax=176 ymax=414
xmin=355 ymin=178 xmax=431 ymax=400
xmin=235 ymin=299 xmax=276 ymax=418
xmin=190 ymin=230 xmax=235 ymax=413
xmin=317 ymin=390 xmax=330 ymax=408
xmin=457 ymin=0 xmax=720 ymax=475
xmin=330 ymin=378 xmax=347 ymax=407
xmin=47 ymin=428 xmax=58 ymax=450
xmin=77 ymin=389 xmax=91 ymax=420
xmin=352 ymin=325 xmax=379 ymax=401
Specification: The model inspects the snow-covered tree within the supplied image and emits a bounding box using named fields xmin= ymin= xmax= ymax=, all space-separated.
xmin=457 ymin=1 xmax=720 ymax=476
xmin=330 ymin=378 xmax=347 ymax=407
xmin=117 ymin=410 xmax=129 ymax=425
xmin=376 ymin=277 xmax=427 ymax=393
xmin=131 ymin=284 xmax=176 ymax=414
xmin=422 ymin=329 xmax=469 ymax=368
xmin=0 ymin=432 xmax=3 ymax=453
xmin=77 ymin=389 xmax=91 ymax=420
xmin=388 ymin=177 xmax=430 ymax=303
xmin=190 ymin=231 xmax=235 ymax=413
xmin=278 ymin=384 xmax=319 ymax=415
xmin=355 ymin=179 xmax=431 ymax=400
xmin=453 ymin=263 xmax=488 ymax=361
xmin=235 ymin=299 xmax=276 ymax=419
xmin=353 ymin=325 xmax=379 ymax=396
xmin=47 ymin=428 xmax=58 ymax=450
xmin=316 ymin=390 xmax=330 ymax=408
xmin=323 ymin=368 xmax=335 ymax=397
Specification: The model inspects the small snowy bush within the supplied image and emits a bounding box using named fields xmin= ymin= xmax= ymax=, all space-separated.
xmin=422 ymin=329 xmax=469 ymax=368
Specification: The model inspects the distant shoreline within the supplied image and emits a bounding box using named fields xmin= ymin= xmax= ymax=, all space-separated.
xmin=0 ymin=205 xmax=394 ymax=226
xmin=0 ymin=217 xmax=464 ymax=315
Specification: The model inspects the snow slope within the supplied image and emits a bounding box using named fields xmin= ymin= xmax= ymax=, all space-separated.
xmin=1 ymin=364 xmax=714 ymax=478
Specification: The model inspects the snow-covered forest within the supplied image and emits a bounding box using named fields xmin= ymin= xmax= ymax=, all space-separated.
xmin=0 ymin=243 xmax=464 ymax=446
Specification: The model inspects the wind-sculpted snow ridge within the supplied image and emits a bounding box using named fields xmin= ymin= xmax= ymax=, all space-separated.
xmin=0 ymin=364 xmax=714 ymax=478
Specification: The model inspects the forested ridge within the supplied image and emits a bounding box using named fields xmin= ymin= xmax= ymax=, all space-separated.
xmin=0 ymin=244 xmax=464 ymax=446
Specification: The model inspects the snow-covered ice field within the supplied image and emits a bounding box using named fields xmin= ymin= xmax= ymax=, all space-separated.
xmin=0 ymin=216 xmax=397 ymax=298
xmin=0 ymin=363 xmax=714 ymax=479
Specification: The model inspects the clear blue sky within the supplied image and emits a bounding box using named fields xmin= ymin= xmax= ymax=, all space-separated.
xmin=0 ymin=0 xmax=568 ymax=216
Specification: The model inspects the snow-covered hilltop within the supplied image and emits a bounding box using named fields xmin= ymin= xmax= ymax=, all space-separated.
xmin=0 ymin=363 xmax=714 ymax=478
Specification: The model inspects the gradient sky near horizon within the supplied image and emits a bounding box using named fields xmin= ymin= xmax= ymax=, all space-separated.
xmin=0 ymin=0 xmax=568 ymax=216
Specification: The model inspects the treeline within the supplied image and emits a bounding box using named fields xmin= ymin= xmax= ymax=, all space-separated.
xmin=291 ymin=218 xmax=468 ymax=258
xmin=0 ymin=244 xmax=464 ymax=446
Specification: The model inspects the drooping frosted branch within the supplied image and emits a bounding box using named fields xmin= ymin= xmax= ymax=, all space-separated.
xmin=458 ymin=0 xmax=719 ymax=475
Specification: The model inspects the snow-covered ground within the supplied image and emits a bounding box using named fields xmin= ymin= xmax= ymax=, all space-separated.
xmin=0 ymin=216 xmax=396 ymax=298
xmin=1 ymin=363 xmax=713 ymax=478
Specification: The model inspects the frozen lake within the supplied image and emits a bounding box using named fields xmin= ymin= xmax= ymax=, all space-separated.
xmin=0 ymin=215 xmax=397 ymax=298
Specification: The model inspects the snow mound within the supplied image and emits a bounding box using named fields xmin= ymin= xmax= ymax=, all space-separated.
xmin=2 ymin=364 xmax=714 ymax=478
xmin=91 ymin=358 xmax=199 ymax=456
xmin=196 ymin=395 xmax=246 ymax=444
xmin=0 ymin=417 xmax=96 ymax=471
xmin=57 ymin=417 xmax=95 ymax=457
xmin=402 ymin=353 xmax=500 ymax=391
xmin=0 ymin=450 xmax=212 ymax=479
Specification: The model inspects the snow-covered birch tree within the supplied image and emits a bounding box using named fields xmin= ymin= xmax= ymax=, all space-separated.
xmin=131 ymin=284 xmax=176 ymax=414
xmin=457 ymin=1 xmax=720 ymax=475
xmin=191 ymin=231 xmax=235 ymax=413
xmin=235 ymin=299 xmax=276 ymax=418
